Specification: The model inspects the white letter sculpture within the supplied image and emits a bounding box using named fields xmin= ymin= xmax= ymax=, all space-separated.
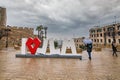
xmin=61 ymin=39 xmax=77 ymax=54
xmin=21 ymin=38 xmax=80 ymax=55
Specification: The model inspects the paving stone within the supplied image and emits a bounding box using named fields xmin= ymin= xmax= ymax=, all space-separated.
xmin=0 ymin=48 xmax=120 ymax=80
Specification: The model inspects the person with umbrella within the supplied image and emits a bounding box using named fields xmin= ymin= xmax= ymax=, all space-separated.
xmin=83 ymin=38 xmax=93 ymax=60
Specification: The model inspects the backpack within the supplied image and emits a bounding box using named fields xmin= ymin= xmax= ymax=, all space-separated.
xmin=87 ymin=44 xmax=92 ymax=52
xmin=88 ymin=44 xmax=92 ymax=49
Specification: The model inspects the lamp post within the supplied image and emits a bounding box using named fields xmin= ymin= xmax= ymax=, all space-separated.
xmin=104 ymin=32 xmax=106 ymax=46
xmin=5 ymin=26 xmax=11 ymax=48
xmin=0 ymin=29 xmax=4 ymax=40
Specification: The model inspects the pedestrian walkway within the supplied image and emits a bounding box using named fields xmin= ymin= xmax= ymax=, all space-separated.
xmin=0 ymin=48 xmax=120 ymax=80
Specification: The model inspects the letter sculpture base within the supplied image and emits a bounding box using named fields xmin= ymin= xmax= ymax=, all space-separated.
xmin=16 ymin=53 xmax=82 ymax=60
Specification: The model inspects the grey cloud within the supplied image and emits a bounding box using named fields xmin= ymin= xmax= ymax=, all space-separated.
xmin=0 ymin=0 xmax=120 ymax=38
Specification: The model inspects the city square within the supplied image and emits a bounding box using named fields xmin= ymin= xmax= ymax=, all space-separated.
xmin=0 ymin=0 xmax=120 ymax=80
xmin=0 ymin=47 xmax=120 ymax=80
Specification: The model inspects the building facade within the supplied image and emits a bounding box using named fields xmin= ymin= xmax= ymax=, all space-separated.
xmin=0 ymin=7 xmax=35 ymax=48
xmin=89 ymin=23 xmax=120 ymax=47
xmin=74 ymin=37 xmax=85 ymax=49
xmin=0 ymin=25 xmax=35 ymax=47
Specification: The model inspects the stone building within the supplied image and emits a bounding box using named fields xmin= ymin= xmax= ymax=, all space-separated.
xmin=0 ymin=7 xmax=35 ymax=48
xmin=0 ymin=7 xmax=6 ymax=26
xmin=89 ymin=23 xmax=120 ymax=47
xmin=74 ymin=37 xmax=85 ymax=49
xmin=0 ymin=25 xmax=35 ymax=47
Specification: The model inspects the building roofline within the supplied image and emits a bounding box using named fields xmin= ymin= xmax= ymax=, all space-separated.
xmin=90 ymin=23 xmax=120 ymax=30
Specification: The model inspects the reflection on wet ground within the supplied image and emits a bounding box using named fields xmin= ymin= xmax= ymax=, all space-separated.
xmin=0 ymin=48 xmax=120 ymax=80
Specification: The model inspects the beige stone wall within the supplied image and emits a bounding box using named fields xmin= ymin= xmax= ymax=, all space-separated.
xmin=0 ymin=26 xmax=35 ymax=48
xmin=74 ymin=37 xmax=84 ymax=49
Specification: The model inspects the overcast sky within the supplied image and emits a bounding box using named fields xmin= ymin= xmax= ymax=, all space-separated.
xmin=0 ymin=0 xmax=120 ymax=39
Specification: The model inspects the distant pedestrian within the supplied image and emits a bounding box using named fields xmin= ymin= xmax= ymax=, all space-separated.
xmin=86 ymin=43 xmax=93 ymax=60
xmin=83 ymin=38 xmax=93 ymax=60
xmin=112 ymin=41 xmax=118 ymax=57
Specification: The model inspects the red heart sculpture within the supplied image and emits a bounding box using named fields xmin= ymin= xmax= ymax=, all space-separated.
xmin=26 ymin=37 xmax=41 ymax=55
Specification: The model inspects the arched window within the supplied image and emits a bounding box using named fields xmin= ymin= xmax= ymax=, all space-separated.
xmin=108 ymin=39 xmax=111 ymax=43
xmin=97 ymin=39 xmax=99 ymax=42
xmin=100 ymin=33 xmax=102 ymax=37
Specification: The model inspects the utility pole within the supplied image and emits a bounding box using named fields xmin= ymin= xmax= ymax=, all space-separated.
xmin=112 ymin=24 xmax=116 ymax=42
xmin=98 ymin=21 xmax=100 ymax=27
xmin=112 ymin=16 xmax=117 ymax=42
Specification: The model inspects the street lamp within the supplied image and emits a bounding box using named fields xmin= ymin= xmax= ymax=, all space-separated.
xmin=0 ymin=29 xmax=4 ymax=40
xmin=5 ymin=26 xmax=11 ymax=48
xmin=104 ymin=32 xmax=106 ymax=46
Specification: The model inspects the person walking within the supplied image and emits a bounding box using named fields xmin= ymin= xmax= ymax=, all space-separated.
xmin=83 ymin=38 xmax=93 ymax=60
xmin=86 ymin=43 xmax=93 ymax=60
xmin=112 ymin=41 xmax=118 ymax=57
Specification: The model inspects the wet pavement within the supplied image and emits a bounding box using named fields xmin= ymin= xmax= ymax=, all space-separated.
xmin=0 ymin=48 xmax=120 ymax=80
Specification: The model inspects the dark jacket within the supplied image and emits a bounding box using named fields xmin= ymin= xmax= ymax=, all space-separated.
xmin=112 ymin=43 xmax=117 ymax=52
xmin=86 ymin=43 xmax=93 ymax=52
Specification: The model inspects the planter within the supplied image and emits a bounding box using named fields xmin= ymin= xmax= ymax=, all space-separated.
xmin=66 ymin=49 xmax=72 ymax=54
xmin=95 ymin=47 xmax=102 ymax=51
xmin=76 ymin=48 xmax=82 ymax=54
xmin=46 ymin=48 xmax=50 ymax=53
xmin=117 ymin=46 xmax=120 ymax=52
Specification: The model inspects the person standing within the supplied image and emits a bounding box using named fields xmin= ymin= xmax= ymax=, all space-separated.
xmin=86 ymin=43 xmax=93 ymax=60
xmin=112 ymin=41 xmax=118 ymax=57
